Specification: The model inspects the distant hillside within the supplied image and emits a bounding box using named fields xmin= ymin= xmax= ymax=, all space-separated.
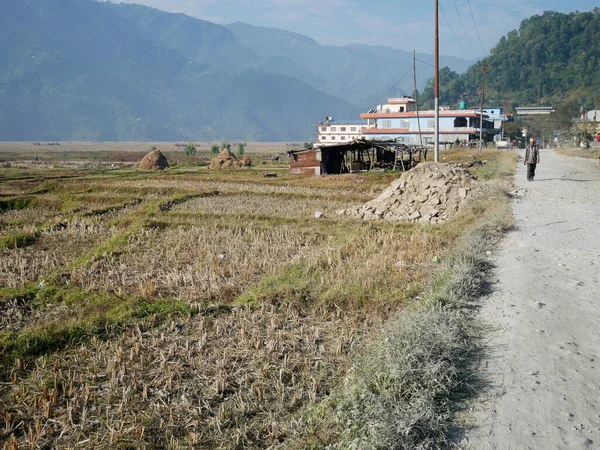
xmin=419 ymin=10 xmax=600 ymax=110
xmin=0 ymin=0 xmax=356 ymax=141
xmin=226 ymin=22 xmax=471 ymax=108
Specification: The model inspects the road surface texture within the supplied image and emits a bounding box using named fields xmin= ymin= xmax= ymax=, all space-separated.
xmin=461 ymin=148 xmax=600 ymax=449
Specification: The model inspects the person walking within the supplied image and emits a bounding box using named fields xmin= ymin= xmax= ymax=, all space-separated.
xmin=524 ymin=137 xmax=540 ymax=181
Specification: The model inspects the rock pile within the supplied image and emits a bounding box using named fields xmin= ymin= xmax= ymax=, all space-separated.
xmin=338 ymin=163 xmax=478 ymax=223
xmin=209 ymin=150 xmax=252 ymax=169
xmin=139 ymin=149 xmax=169 ymax=171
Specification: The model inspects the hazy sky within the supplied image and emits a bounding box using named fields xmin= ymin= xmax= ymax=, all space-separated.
xmin=125 ymin=0 xmax=598 ymax=60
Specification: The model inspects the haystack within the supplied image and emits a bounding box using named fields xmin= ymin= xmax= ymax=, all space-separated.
xmin=209 ymin=149 xmax=251 ymax=169
xmin=338 ymin=163 xmax=479 ymax=224
xmin=139 ymin=149 xmax=169 ymax=171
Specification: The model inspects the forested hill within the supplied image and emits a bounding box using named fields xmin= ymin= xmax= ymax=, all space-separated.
xmin=0 ymin=0 xmax=357 ymax=141
xmin=421 ymin=10 xmax=600 ymax=109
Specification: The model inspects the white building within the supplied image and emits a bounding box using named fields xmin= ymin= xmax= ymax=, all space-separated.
xmin=360 ymin=97 xmax=493 ymax=144
xmin=315 ymin=119 xmax=365 ymax=146
xmin=315 ymin=97 xmax=495 ymax=146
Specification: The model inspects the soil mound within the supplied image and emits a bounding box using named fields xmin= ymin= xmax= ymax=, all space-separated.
xmin=338 ymin=163 xmax=478 ymax=223
xmin=139 ymin=149 xmax=169 ymax=171
xmin=209 ymin=150 xmax=252 ymax=169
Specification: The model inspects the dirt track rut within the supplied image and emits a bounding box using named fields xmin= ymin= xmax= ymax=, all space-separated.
xmin=462 ymin=148 xmax=600 ymax=449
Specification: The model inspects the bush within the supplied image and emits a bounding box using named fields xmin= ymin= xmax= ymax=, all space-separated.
xmin=184 ymin=142 xmax=197 ymax=156
xmin=237 ymin=142 xmax=247 ymax=156
xmin=211 ymin=144 xmax=220 ymax=155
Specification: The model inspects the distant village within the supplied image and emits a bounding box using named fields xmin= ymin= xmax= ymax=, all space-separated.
xmin=290 ymin=97 xmax=513 ymax=175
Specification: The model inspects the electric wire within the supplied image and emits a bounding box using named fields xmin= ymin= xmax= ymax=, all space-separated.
xmin=415 ymin=58 xmax=434 ymax=67
xmin=452 ymin=0 xmax=479 ymax=60
xmin=466 ymin=0 xmax=487 ymax=56
xmin=439 ymin=3 xmax=475 ymax=63
xmin=376 ymin=67 xmax=415 ymax=105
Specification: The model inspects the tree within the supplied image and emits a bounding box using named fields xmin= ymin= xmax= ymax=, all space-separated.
xmin=211 ymin=144 xmax=220 ymax=155
xmin=237 ymin=142 xmax=247 ymax=156
xmin=221 ymin=142 xmax=231 ymax=152
xmin=184 ymin=142 xmax=197 ymax=156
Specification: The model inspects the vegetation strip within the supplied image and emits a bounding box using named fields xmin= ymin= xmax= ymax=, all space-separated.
xmin=289 ymin=161 xmax=516 ymax=448
xmin=0 ymin=283 xmax=194 ymax=377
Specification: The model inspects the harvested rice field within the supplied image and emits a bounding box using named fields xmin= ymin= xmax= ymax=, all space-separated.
xmin=0 ymin=145 xmax=517 ymax=449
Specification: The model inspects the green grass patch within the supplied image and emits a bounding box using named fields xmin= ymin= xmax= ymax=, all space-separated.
xmin=0 ymin=284 xmax=194 ymax=377
xmin=0 ymin=195 xmax=36 ymax=212
xmin=235 ymin=263 xmax=317 ymax=306
xmin=0 ymin=230 xmax=39 ymax=249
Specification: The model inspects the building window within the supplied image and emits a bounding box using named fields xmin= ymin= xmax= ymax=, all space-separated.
xmin=424 ymin=137 xmax=433 ymax=143
xmin=427 ymin=119 xmax=435 ymax=128
xmin=321 ymin=127 xmax=327 ymax=132
xmin=400 ymin=120 xmax=410 ymax=128
xmin=331 ymin=136 xmax=336 ymax=140
xmin=350 ymin=127 xmax=357 ymax=132
xmin=321 ymin=136 xmax=326 ymax=140
xmin=382 ymin=119 xmax=392 ymax=128
xmin=331 ymin=127 xmax=337 ymax=131
xmin=340 ymin=127 xmax=346 ymax=131
xmin=341 ymin=136 xmax=346 ymax=140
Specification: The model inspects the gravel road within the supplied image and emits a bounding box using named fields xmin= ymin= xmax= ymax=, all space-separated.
xmin=461 ymin=148 xmax=600 ymax=449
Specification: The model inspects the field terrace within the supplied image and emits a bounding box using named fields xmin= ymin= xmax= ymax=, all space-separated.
xmin=0 ymin=149 xmax=511 ymax=448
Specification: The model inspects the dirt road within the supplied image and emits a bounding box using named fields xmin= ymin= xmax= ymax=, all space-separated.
xmin=462 ymin=148 xmax=600 ymax=449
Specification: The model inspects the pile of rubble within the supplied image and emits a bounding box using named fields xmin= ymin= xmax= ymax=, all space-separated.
xmin=338 ymin=163 xmax=479 ymax=223
xmin=209 ymin=150 xmax=252 ymax=169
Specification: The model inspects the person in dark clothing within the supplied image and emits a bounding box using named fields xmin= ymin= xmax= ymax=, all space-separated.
xmin=524 ymin=137 xmax=540 ymax=181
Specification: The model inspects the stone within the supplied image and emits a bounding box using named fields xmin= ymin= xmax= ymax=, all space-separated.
xmin=314 ymin=211 xmax=324 ymax=219
xmin=408 ymin=211 xmax=421 ymax=220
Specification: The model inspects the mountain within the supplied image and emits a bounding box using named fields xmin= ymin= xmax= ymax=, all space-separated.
xmin=107 ymin=3 xmax=259 ymax=69
xmin=419 ymin=10 xmax=600 ymax=110
xmin=226 ymin=22 xmax=471 ymax=108
xmin=0 ymin=0 xmax=357 ymax=141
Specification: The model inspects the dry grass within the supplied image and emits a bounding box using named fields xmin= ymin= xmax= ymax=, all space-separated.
xmin=1 ymin=304 xmax=378 ymax=449
xmin=73 ymin=224 xmax=326 ymax=302
xmin=0 ymin=148 xmax=518 ymax=449
xmin=170 ymin=192 xmax=358 ymax=218
xmin=0 ymin=220 xmax=119 ymax=287
xmin=556 ymin=145 xmax=600 ymax=159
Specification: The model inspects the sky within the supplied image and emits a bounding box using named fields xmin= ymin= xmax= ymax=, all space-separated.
xmin=124 ymin=0 xmax=599 ymax=61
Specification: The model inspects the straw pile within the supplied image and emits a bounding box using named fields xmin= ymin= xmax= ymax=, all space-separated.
xmin=209 ymin=150 xmax=251 ymax=169
xmin=139 ymin=149 xmax=169 ymax=171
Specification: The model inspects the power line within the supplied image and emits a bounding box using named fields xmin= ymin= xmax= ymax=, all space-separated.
xmin=466 ymin=0 xmax=487 ymax=56
xmin=439 ymin=3 xmax=475 ymax=63
xmin=415 ymin=58 xmax=434 ymax=67
xmin=452 ymin=0 xmax=479 ymax=60
xmin=374 ymin=67 xmax=415 ymax=106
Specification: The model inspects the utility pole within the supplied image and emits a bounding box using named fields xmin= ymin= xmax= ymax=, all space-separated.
xmin=501 ymin=99 xmax=509 ymax=140
xmin=414 ymin=51 xmax=424 ymax=148
xmin=477 ymin=65 xmax=492 ymax=152
xmin=434 ymin=0 xmax=440 ymax=162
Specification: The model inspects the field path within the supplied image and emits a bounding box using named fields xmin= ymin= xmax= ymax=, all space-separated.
xmin=462 ymin=149 xmax=600 ymax=449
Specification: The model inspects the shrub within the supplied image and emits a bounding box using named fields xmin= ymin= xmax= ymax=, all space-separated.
xmin=237 ymin=142 xmax=247 ymax=156
xmin=184 ymin=142 xmax=197 ymax=156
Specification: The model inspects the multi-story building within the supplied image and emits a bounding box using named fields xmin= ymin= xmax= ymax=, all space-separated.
xmin=359 ymin=97 xmax=493 ymax=145
xmin=315 ymin=119 xmax=365 ymax=146
xmin=314 ymin=97 xmax=495 ymax=147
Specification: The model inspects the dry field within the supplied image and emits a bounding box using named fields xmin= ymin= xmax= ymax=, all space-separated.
xmin=0 ymin=145 xmax=517 ymax=449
